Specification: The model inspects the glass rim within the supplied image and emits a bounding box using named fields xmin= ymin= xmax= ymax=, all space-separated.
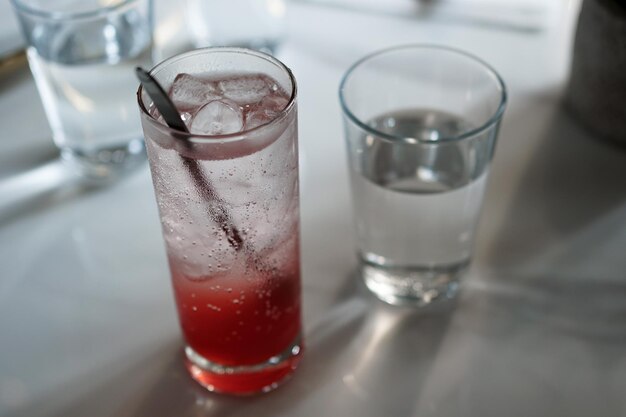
xmin=338 ymin=44 xmax=508 ymax=144
xmin=9 ymin=0 xmax=142 ymax=20
xmin=137 ymin=47 xmax=298 ymax=144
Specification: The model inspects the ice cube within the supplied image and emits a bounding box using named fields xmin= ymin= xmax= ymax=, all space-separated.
xmin=169 ymin=73 xmax=221 ymax=111
xmin=180 ymin=111 xmax=193 ymax=128
xmin=244 ymin=95 xmax=289 ymax=129
xmin=190 ymin=99 xmax=244 ymax=135
xmin=219 ymin=75 xmax=272 ymax=105
xmin=147 ymin=101 xmax=160 ymax=118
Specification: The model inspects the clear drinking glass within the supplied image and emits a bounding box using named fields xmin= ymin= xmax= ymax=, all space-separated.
xmin=137 ymin=48 xmax=302 ymax=394
xmin=186 ymin=0 xmax=286 ymax=54
xmin=339 ymin=45 xmax=507 ymax=306
xmin=11 ymin=0 xmax=154 ymax=180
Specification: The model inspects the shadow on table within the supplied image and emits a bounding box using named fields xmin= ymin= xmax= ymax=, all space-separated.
xmin=397 ymin=272 xmax=626 ymax=417
xmin=26 ymin=270 xmax=455 ymax=417
xmin=0 ymin=66 xmax=60 ymax=178
xmin=39 ymin=272 xmax=626 ymax=417
xmin=115 ymin=272 xmax=455 ymax=417
xmin=81 ymin=273 xmax=624 ymax=417
xmin=485 ymin=98 xmax=626 ymax=274
xmin=0 ymin=160 xmax=107 ymax=227
xmin=476 ymin=94 xmax=626 ymax=335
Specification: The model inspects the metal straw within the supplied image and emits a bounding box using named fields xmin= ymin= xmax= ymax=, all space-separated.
xmin=135 ymin=67 xmax=244 ymax=251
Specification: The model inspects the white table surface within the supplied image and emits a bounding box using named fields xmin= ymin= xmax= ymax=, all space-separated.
xmin=2 ymin=1 xmax=626 ymax=416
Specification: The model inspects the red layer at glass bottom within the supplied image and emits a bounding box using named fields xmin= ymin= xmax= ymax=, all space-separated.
xmin=184 ymin=344 xmax=303 ymax=395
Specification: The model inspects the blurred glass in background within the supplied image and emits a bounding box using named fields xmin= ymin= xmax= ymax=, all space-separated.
xmin=186 ymin=0 xmax=286 ymax=54
xmin=10 ymin=0 xmax=154 ymax=182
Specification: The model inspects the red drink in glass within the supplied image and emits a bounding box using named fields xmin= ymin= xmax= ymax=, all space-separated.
xmin=137 ymin=48 xmax=302 ymax=394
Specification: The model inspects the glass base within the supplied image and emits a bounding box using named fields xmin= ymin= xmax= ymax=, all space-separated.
xmin=184 ymin=334 xmax=303 ymax=395
xmin=60 ymin=138 xmax=147 ymax=183
xmin=361 ymin=256 xmax=468 ymax=306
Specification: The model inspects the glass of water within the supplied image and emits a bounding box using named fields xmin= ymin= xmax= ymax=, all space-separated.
xmin=11 ymin=0 xmax=154 ymax=181
xmin=339 ymin=45 xmax=507 ymax=306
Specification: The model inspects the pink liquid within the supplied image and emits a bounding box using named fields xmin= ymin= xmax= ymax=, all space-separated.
xmin=170 ymin=248 xmax=301 ymax=366
xmin=169 ymin=231 xmax=302 ymax=393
